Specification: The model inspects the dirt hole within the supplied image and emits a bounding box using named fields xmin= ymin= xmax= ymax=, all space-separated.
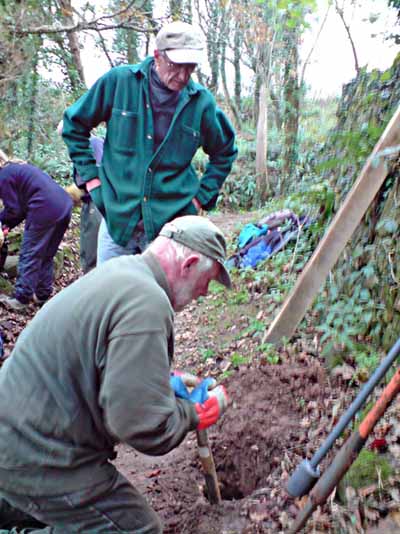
xmin=218 ymin=482 xmax=245 ymax=501
xmin=204 ymin=364 xmax=328 ymax=504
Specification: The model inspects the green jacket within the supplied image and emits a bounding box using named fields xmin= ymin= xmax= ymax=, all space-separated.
xmin=62 ymin=57 xmax=238 ymax=246
xmin=0 ymin=253 xmax=198 ymax=495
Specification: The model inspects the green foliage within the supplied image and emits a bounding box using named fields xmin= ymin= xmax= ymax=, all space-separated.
xmin=242 ymin=319 xmax=265 ymax=337
xmin=376 ymin=217 xmax=399 ymax=236
xmin=230 ymin=352 xmax=250 ymax=367
xmin=314 ymin=267 xmax=382 ymax=363
xmin=220 ymin=172 xmax=257 ymax=210
xmin=339 ymin=449 xmax=392 ymax=499
xmin=199 ymin=347 xmax=216 ymax=360
xmin=228 ymin=288 xmax=250 ymax=305
xmin=317 ymin=123 xmax=385 ymax=177
xmin=258 ymin=342 xmax=280 ymax=364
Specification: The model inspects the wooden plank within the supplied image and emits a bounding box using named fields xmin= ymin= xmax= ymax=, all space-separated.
xmin=264 ymin=105 xmax=400 ymax=345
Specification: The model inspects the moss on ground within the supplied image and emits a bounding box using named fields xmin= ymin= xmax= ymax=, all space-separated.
xmin=338 ymin=448 xmax=393 ymax=502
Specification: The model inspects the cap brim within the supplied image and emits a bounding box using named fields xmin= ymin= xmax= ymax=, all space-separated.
xmin=217 ymin=261 xmax=232 ymax=289
xmin=165 ymin=49 xmax=203 ymax=65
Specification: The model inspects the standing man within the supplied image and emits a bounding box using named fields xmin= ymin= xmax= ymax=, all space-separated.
xmin=61 ymin=20 xmax=237 ymax=264
xmin=0 ymin=215 xmax=230 ymax=533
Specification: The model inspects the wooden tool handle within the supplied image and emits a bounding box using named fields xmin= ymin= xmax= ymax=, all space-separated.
xmin=196 ymin=428 xmax=222 ymax=505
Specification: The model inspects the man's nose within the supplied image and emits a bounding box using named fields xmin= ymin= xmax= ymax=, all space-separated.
xmin=177 ymin=69 xmax=189 ymax=82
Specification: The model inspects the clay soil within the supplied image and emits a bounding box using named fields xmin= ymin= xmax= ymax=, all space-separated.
xmin=1 ymin=211 xmax=400 ymax=534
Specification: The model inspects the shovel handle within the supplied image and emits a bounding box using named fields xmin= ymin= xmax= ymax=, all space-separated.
xmin=196 ymin=429 xmax=222 ymax=505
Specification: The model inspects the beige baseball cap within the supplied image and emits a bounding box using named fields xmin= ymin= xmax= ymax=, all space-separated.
xmin=155 ymin=21 xmax=204 ymax=65
xmin=159 ymin=215 xmax=231 ymax=288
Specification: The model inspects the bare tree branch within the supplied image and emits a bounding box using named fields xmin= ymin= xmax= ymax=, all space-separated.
xmin=300 ymin=1 xmax=331 ymax=86
xmin=10 ymin=2 xmax=162 ymax=37
xmin=334 ymin=0 xmax=360 ymax=75
xmin=94 ymin=30 xmax=115 ymax=69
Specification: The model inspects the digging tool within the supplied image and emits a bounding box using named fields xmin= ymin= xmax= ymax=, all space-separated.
xmin=289 ymin=365 xmax=400 ymax=533
xmin=170 ymin=372 xmax=223 ymax=504
xmin=196 ymin=429 xmax=222 ymax=505
xmin=287 ymin=336 xmax=400 ymax=498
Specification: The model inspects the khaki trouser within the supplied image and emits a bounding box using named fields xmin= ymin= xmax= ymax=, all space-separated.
xmin=0 ymin=471 xmax=162 ymax=533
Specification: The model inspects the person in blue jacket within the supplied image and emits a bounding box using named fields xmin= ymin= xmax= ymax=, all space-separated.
xmin=0 ymin=150 xmax=72 ymax=310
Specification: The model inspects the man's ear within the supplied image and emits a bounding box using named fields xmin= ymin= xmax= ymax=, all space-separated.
xmin=154 ymin=49 xmax=161 ymax=59
xmin=181 ymin=255 xmax=200 ymax=277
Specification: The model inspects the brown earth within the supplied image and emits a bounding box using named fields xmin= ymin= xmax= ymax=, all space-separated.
xmin=114 ymin=360 xmax=332 ymax=534
xmin=1 ymin=210 xmax=399 ymax=534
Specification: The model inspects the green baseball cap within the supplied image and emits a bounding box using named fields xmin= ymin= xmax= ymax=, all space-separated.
xmin=159 ymin=216 xmax=231 ymax=288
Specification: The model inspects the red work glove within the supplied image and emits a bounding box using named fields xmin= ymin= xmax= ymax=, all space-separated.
xmin=195 ymin=385 xmax=229 ymax=430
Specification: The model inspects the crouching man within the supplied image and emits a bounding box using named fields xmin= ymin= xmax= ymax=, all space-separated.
xmin=0 ymin=215 xmax=230 ymax=533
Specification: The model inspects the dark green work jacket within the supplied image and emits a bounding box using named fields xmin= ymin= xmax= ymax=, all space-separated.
xmin=62 ymin=57 xmax=238 ymax=246
xmin=0 ymin=253 xmax=198 ymax=495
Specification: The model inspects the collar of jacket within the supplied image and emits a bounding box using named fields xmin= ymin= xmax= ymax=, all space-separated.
xmin=129 ymin=56 xmax=201 ymax=97
xmin=142 ymin=250 xmax=173 ymax=305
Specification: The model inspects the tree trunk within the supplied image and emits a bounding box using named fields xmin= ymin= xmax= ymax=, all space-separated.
xmin=58 ymin=0 xmax=86 ymax=87
xmin=220 ymin=44 xmax=242 ymax=130
xmin=282 ymin=28 xmax=299 ymax=188
xmin=253 ymin=69 xmax=261 ymax=128
xmin=255 ymin=81 xmax=269 ymax=205
xmin=205 ymin=0 xmax=220 ymax=94
xmin=26 ymin=48 xmax=40 ymax=159
xmin=233 ymin=17 xmax=242 ymax=114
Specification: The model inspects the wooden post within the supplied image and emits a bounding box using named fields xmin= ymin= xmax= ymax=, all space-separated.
xmin=264 ymin=105 xmax=400 ymax=345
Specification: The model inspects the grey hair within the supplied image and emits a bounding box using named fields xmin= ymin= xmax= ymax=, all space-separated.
xmin=170 ymin=240 xmax=213 ymax=272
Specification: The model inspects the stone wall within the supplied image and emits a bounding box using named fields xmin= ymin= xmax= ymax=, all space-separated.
xmin=315 ymin=54 xmax=400 ymax=351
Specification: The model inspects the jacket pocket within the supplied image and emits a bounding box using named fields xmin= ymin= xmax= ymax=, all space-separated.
xmin=107 ymin=108 xmax=139 ymax=152
xmin=163 ymin=124 xmax=200 ymax=168
xmin=181 ymin=124 xmax=200 ymax=152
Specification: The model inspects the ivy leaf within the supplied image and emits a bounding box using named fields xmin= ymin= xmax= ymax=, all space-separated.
xmin=376 ymin=218 xmax=399 ymax=236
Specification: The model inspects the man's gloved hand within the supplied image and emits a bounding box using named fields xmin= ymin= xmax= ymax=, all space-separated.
xmin=65 ymin=184 xmax=85 ymax=206
xmin=189 ymin=377 xmax=217 ymax=403
xmin=170 ymin=371 xmax=217 ymax=401
xmin=170 ymin=371 xmax=227 ymax=429
xmin=195 ymin=386 xmax=229 ymax=430
xmin=170 ymin=373 xmax=192 ymax=400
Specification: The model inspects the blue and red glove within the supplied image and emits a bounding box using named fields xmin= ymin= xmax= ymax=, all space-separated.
xmin=194 ymin=385 xmax=228 ymax=430
xmin=170 ymin=371 xmax=228 ymax=430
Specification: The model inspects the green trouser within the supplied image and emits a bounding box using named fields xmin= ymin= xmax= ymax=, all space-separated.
xmin=0 ymin=471 xmax=162 ymax=533
xmin=80 ymin=201 xmax=102 ymax=274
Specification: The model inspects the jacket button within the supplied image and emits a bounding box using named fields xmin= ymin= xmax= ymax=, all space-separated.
xmin=147 ymin=134 xmax=152 ymax=140
xmin=148 ymin=168 xmax=152 ymax=173
xmin=143 ymin=196 xmax=148 ymax=202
